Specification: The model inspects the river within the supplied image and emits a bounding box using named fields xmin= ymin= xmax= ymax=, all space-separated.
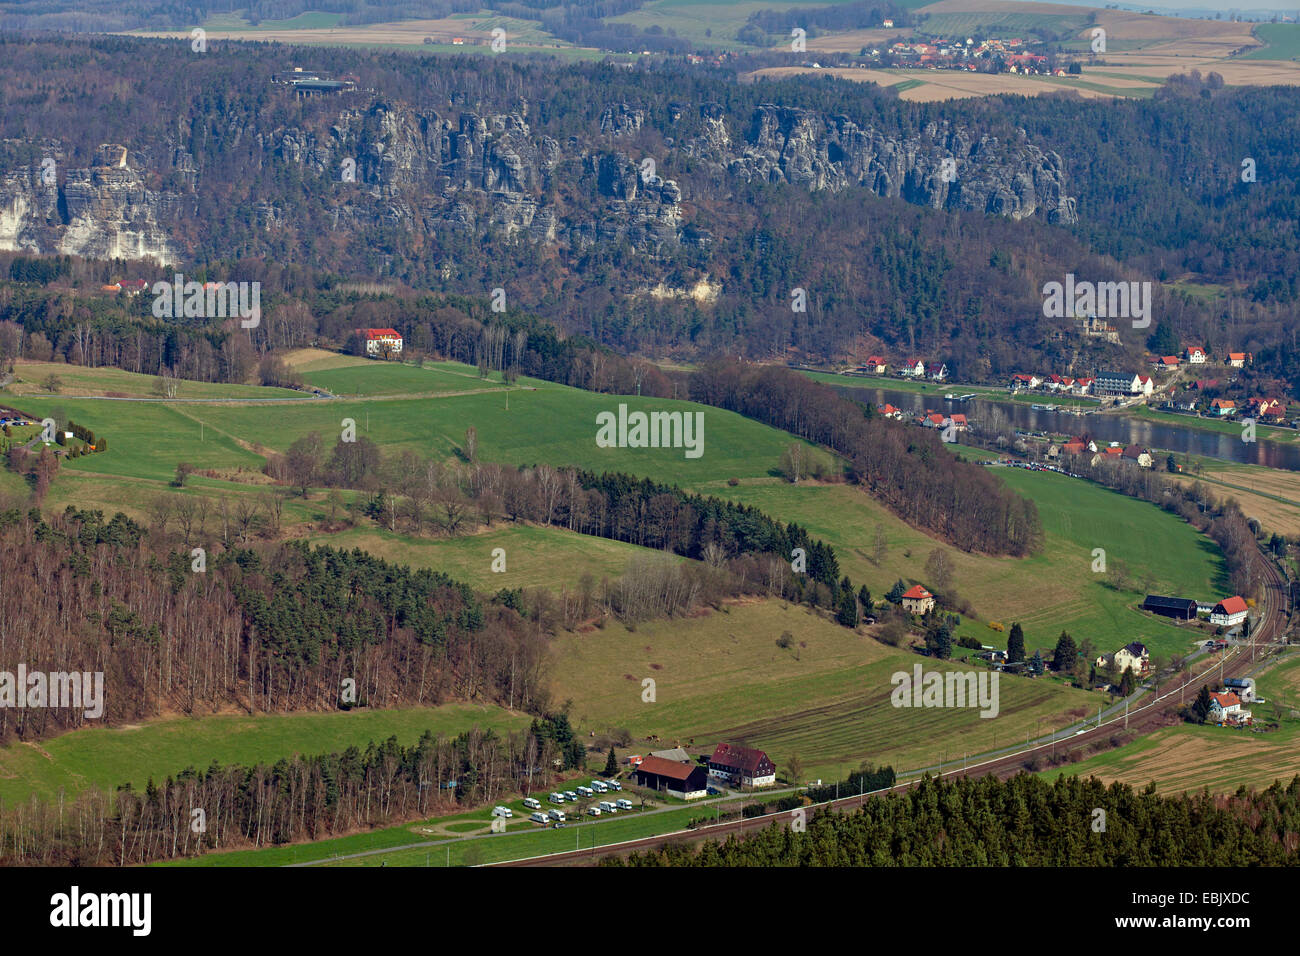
xmin=836 ymin=384 xmax=1300 ymax=472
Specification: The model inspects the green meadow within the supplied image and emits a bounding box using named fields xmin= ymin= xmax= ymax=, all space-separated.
xmin=19 ymin=373 xmax=807 ymax=487
xmin=550 ymin=600 xmax=1096 ymax=783
xmin=717 ymin=466 xmax=1225 ymax=661
xmin=304 ymin=523 xmax=687 ymax=590
xmin=0 ymin=704 xmax=526 ymax=805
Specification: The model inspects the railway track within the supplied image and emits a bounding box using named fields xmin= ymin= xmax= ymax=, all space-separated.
xmin=496 ymin=547 xmax=1290 ymax=867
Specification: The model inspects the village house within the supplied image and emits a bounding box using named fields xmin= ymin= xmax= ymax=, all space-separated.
xmin=1207 ymin=691 xmax=1251 ymax=725
xmin=878 ymin=403 xmax=904 ymax=419
xmin=863 ymin=356 xmax=887 ymax=374
xmin=901 ymin=584 xmax=935 ymax=615
xmin=1185 ymin=345 xmax=1207 ymax=364
xmin=1246 ymin=397 xmax=1286 ymax=421
xmin=633 ymin=756 xmax=709 ymax=799
xmin=1097 ymin=641 xmax=1150 ymax=676
xmin=1121 ymin=444 xmax=1153 ymax=468
xmin=926 ymin=362 xmax=948 ymax=381
xmin=708 ymin=743 xmax=777 ymax=788
xmin=1227 ymin=352 xmax=1249 ymax=368
xmin=1073 ymin=377 xmax=1095 ymax=395
xmin=1210 ymin=596 xmax=1248 ymax=627
xmin=1210 ymin=398 xmax=1236 ymax=417
xmin=357 ymin=328 xmax=403 ymax=357
xmin=1010 ymin=373 xmax=1042 ymax=390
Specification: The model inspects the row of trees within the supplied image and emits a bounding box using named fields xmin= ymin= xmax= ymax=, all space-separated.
xmin=0 ymin=507 xmax=550 ymax=744
xmin=0 ymin=717 xmax=590 ymax=865
xmin=690 ymin=361 xmax=1043 ymax=555
xmin=611 ymin=773 xmax=1300 ymax=866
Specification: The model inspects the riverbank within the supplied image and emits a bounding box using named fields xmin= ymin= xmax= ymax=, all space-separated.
xmin=801 ymin=369 xmax=1299 ymax=448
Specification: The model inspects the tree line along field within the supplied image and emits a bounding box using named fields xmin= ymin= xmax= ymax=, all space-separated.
xmin=0 ymin=704 xmax=528 ymax=805
xmin=0 ymin=356 xmax=1230 ymax=831
xmin=7 ymin=357 xmax=1226 ymax=661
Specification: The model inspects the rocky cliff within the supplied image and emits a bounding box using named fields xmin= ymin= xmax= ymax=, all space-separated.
xmin=0 ymin=97 xmax=1076 ymax=265
xmin=0 ymin=146 xmax=183 ymax=263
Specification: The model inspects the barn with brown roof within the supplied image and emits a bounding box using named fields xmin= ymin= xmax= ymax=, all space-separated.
xmin=708 ymin=743 xmax=777 ymax=788
xmin=633 ymin=756 xmax=709 ymax=800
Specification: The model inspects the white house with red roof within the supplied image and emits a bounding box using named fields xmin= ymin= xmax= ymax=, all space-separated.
xmin=357 ymin=328 xmax=403 ymax=357
xmin=901 ymin=584 xmax=935 ymax=615
xmin=1227 ymin=352 xmax=1249 ymax=368
xmin=1210 ymin=596 xmax=1248 ymax=627
xmin=1185 ymin=345 xmax=1207 ymax=364
xmin=901 ymin=359 xmax=926 ymax=378
xmin=863 ymin=356 xmax=887 ymax=374
xmin=708 ymin=743 xmax=776 ymax=788
xmin=1207 ymin=691 xmax=1250 ymax=724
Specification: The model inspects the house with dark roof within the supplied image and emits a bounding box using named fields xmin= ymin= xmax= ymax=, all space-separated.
xmin=1121 ymin=444 xmax=1152 ymax=468
xmin=633 ymin=756 xmax=709 ymax=799
xmin=1143 ymin=595 xmax=1198 ymax=620
xmin=708 ymin=743 xmax=776 ymax=788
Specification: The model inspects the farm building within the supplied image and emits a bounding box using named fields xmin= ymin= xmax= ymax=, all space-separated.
xmin=1223 ymin=677 xmax=1256 ymax=703
xmin=1143 ymin=595 xmax=1198 ymax=620
xmin=648 ymin=747 xmax=692 ymax=763
xmin=901 ymin=584 xmax=935 ymax=615
xmin=707 ymin=743 xmax=777 ymax=788
xmin=1210 ymin=596 xmax=1248 ymax=627
xmin=633 ymin=756 xmax=708 ymax=799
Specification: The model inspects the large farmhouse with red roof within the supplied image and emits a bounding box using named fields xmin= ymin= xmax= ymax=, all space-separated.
xmin=708 ymin=743 xmax=777 ymax=788
xmin=1210 ymin=596 xmax=1248 ymax=627
xmin=355 ymin=328 xmax=403 ymax=357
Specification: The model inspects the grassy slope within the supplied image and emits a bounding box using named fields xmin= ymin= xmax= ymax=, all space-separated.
xmin=15 ymin=363 xmax=808 ymax=487
xmin=717 ymin=467 xmax=1225 ymax=661
xmin=549 ymin=599 xmax=1096 ymax=782
xmin=0 ymin=704 xmax=526 ymax=804
xmin=2 ymin=360 xmax=305 ymax=400
xmin=305 ymin=523 xmax=686 ymax=590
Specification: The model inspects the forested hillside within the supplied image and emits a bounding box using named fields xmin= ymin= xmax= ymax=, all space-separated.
xmin=1 ymin=39 xmax=1298 ymax=384
xmin=610 ymin=774 xmax=1300 ymax=866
